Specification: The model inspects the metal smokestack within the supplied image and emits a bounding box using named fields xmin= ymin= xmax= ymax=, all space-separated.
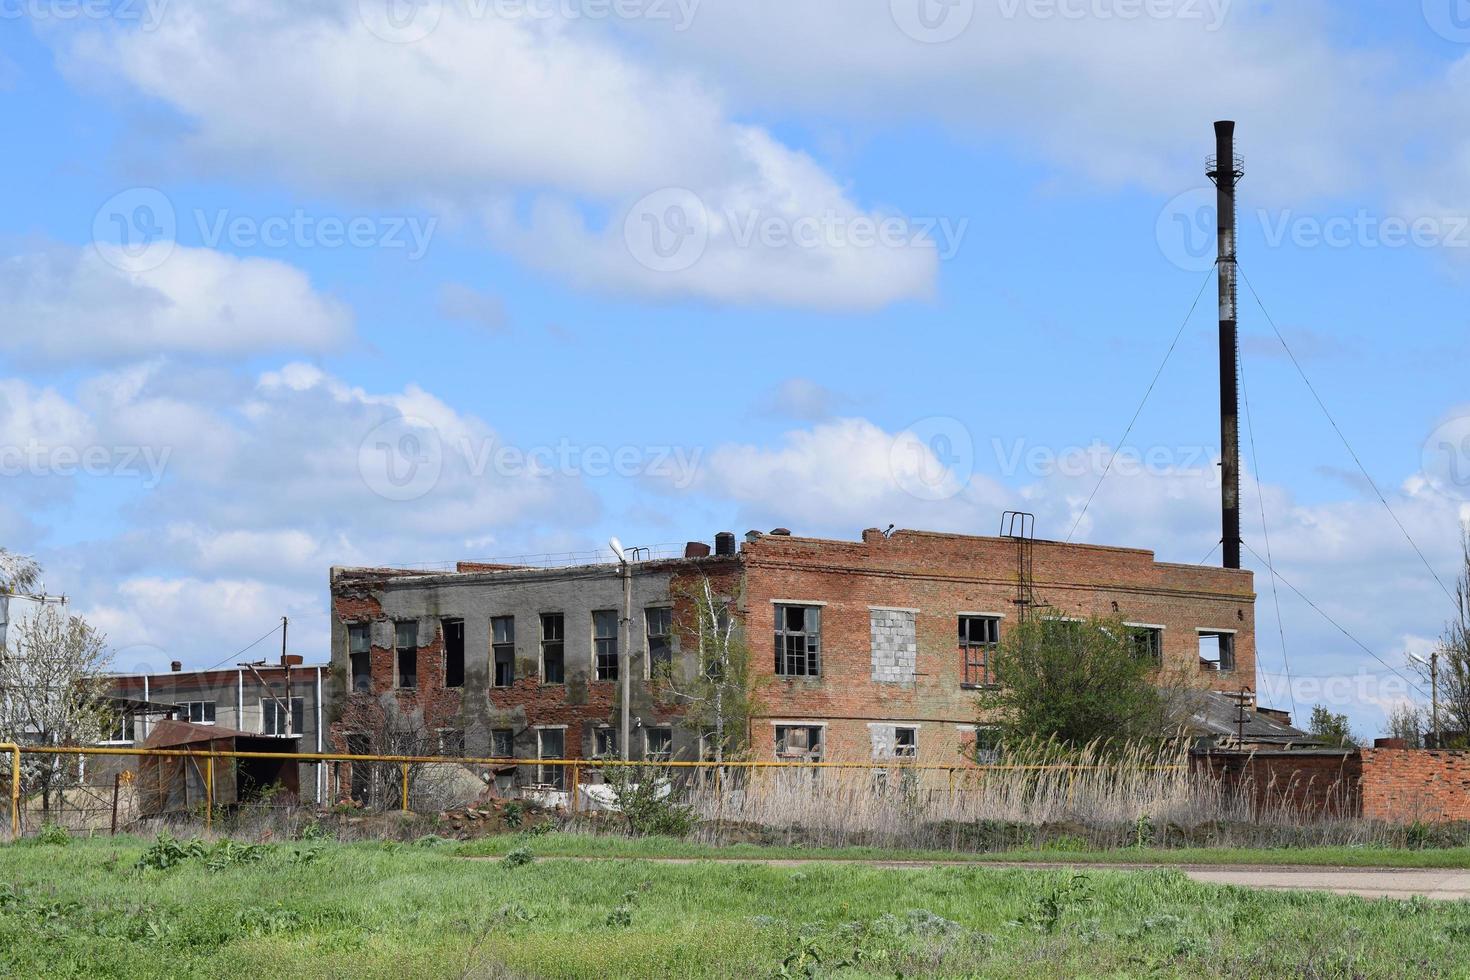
xmin=1208 ymin=120 xmax=1244 ymax=570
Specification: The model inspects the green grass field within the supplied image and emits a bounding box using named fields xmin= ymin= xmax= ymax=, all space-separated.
xmin=4 ymin=834 xmax=1470 ymax=978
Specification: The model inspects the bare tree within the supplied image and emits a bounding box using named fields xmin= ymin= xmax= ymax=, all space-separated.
xmin=0 ymin=549 xmax=42 ymax=652
xmin=1384 ymin=703 xmax=1425 ymax=749
xmin=1412 ymin=527 xmax=1470 ymax=746
xmin=656 ymin=575 xmax=756 ymax=764
xmin=0 ymin=605 xmax=114 ymax=813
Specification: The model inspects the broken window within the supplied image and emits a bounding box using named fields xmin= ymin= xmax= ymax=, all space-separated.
xmin=176 ymin=701 xmax=216 ymax=725
xmin=593 ymin=726 xmax=618 ymax=758
xmin=1198 ymin=631 xmax=1236 ymax=672
xmin=348 ymin=623 xmax=372 ymax=693
xmin=646 ymin=606 xmax=673 ymax=678
xmin=593 ymin=609 xmax=619 ymax=681
xmin=537 ymin=728 xmax=566 ymax=790
xmin=437 ymin=729 xmax=465 ymax=757
xmin=492 ymin=616 xmax=515 ymax=687
xmin=774 ymin=604 xmax=821 ymax=677
xmin=442 ymin=618 xmax=465 ymax=688
xmin=540 ymin=613 xmax=565 ymax=684
xmin=774 ymin=724 xmax=823 ymax=762
xmin=1129 ymin=626 xmax=1164 ymax=665
xmin=491 ymin=728 xmax=514 ymax=758
xmin=262 ymin=697 xmax=305 ymax=737
xmin=395 ymin=621 xmax=418 ymax=689
xmin=644 ymin=726 xmax=673 ymax=761
xmin=959 ymin=616 xmax=1000 ymax=688
xmin=893 ymin=726 xmax=917 ymax=759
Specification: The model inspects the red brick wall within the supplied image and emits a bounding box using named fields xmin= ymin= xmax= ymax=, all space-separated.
xmin=1359 ymin=749 xmax=1470 ymax=823
xmin=1195 ymin=752 xmax=1361 ymax=818
xmin=742 ymin=530 xmax=1256 ymax=764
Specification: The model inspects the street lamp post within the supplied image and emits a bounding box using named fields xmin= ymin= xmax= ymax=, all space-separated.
xmin=610 ymin=538 xmax=632 ymax=762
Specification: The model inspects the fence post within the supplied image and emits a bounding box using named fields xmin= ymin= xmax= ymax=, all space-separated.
xmin=9 ymin=745 xmax=19 ymax=841
xmin=400 ymin=762 xmax=409 ymax=813
xmin=205 ymin=754 xmax=215 ymax=831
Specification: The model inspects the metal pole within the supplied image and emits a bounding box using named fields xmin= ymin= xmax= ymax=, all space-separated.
xmin=282 ymin=616 xmax=292 ymax=738
xmin=9 ymin=745 xmax=19 ymax=840
xmin=400 ymin=762 xmax=409 ymax=812
xmin=205 ymin=754 xmax=214 ymax=831
xmin=620 ymin=558 xmax=632 ymax=762
xmin=1432 ymin=651 xmax=1441 ymax=749
xmin=1209 ymin=120 xmax=1243 ymax=570
xmin=110 ymin=773 xmax=121 ymax=836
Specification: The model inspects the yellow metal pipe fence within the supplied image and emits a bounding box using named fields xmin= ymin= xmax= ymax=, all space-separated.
xmin=1 ymin=744 xmax=1187 ymax=839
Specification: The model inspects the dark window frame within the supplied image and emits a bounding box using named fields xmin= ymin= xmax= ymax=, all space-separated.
xmin=959 ymin=615 xmax=1001 ymax=688
xmin=492 ymin=616 xmax=516 ymax=688
xmin=442 ymin=618 xmax=465 ymax=688
xmin=1198 ymin=630 xmax=1237 ymax=673
xmin=395 ymin=621 xmax=419 ymax=689
xmin=262 ymin=697 xmax=306 ymax=737
xmin=592 ymin=609 xmax=619 ymax=682
xmin=1128 ymin=625 xmax=1164 ymax=666
xmin=540 ymin=613 xmax=565 ymax=685
xmin=646 ymin=606 xmax=673 ymax=678
xmin=774 ymin=604 xmax=822 ymax=677
xmin=537 ymin=728 xmax=566 ymax=789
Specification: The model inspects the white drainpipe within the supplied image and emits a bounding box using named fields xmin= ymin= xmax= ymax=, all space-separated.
xmin=316 ymin=667 xmax=325 ymax=803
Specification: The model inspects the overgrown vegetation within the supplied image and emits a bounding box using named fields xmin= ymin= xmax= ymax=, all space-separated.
xmin=600 ymin=760 xmax=697 ymax=837
xmin=5 ymin=837 xmax=1470 ymax=977
xmin=977 ymin=616 xmax=1202 ymax=748
xmin=1309 ymin=704 xmax=1361 ymax=748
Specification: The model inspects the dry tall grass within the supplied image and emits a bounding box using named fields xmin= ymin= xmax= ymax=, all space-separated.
xmin=676 ymin=741 xmax=1394 ymax=851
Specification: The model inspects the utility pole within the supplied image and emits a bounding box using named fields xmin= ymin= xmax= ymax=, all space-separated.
xmin=620 ymin=558 xmax=632 ymax=762
xmin=1432 ymin=650 xmax=1441 ymax=750
xmin=1208 ymin=121 xmax=1244 ymax=570
xmin=282 ymin=616 xmax=292 ymax=737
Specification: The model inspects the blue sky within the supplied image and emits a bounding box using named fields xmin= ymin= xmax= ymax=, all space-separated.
xmin=2 ymin=0 xmax=1468 ymax=737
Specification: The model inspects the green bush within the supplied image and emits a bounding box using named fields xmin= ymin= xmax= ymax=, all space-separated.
xmin=600 ymin=762 xmax=696 ymax=838
xmin=502 ymin=846 xmax=534 ymax=868
xmin=35 ymin=824 xmax=70 ymax=847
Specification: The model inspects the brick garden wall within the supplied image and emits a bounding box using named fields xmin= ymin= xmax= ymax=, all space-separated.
xmin=1358 ymin=749 xmax=1470 ymax=823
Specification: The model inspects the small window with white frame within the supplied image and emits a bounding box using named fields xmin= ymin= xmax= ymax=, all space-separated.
xmin=261 ymin=697 xmax=304 ymax=737
xmin=176 ymin=701 xmax=216 ymax=725
xmin=646 ymin=606 xmax=673 ymax=678
xmin=644 ymin=726 xmax=673 ymax=761
xmin=774 ymin=724 xmax=824 ymax=762
xmin=536 ymin=727 xmax=566 ymax=790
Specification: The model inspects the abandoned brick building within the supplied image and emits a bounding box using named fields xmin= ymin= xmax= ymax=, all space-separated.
xmin=327 ymin=525 xmax=1257 ymax=779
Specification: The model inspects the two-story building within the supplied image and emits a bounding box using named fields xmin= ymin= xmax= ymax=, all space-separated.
xmin=326 ymin=526 xmax=1257 ymax=771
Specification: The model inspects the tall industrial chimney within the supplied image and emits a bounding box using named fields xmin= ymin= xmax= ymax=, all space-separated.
xmin=1207 ymin=121 xmax=1244 ymax=570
